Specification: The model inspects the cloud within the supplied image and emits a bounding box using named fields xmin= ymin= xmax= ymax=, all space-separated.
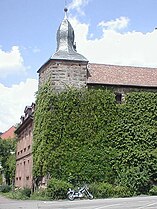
xmin=32 ymin=47 xmax=41 ymax=53
xmin=69 ymin=16 xmax=157 ymax=67
xmin=0 ymin=46 xmax=27 ymax=78
xmin=98 ymin=16 xmax=130 ymax=31
xmin=0 ymin=79 xmax=38 ymax=132
xmin=68 ymin=0 xmax=89 ymax=15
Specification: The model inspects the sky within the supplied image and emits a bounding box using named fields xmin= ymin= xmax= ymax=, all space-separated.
xmin=0 ymin=0 xmax=157 ymax=132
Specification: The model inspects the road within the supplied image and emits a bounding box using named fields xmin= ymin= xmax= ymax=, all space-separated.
xmin=1 ymin=195 xmax=157 ymax=209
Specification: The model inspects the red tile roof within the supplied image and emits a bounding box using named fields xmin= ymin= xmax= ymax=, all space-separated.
xmin=1 ymin=126 xmax=16 ymax=140
xmin=87 ymin=63 xmax=157 ymax=87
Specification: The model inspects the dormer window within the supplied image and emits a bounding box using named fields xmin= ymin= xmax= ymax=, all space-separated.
xmin=20 ymin=116 xmax=25 ymax=123
xmin=24 ymin=106 xmax=32 ymax=119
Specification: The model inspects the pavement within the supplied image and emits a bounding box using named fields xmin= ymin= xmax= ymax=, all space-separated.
xmin=0 ymin=195 xmax=15 ymax=203
xmin=1 ymin=194 xmax=157 ymax=209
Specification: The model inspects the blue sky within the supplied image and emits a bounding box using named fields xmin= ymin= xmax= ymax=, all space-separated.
xmin=0 ymin=0 xmax=157 ymax=132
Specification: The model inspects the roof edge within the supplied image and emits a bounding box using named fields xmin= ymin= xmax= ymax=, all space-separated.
xmin=37 ymin=58 xmax=88 ymax=73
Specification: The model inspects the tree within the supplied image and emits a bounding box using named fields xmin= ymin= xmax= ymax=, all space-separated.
xmin=0 ymin=138 xmax=16 ymax=185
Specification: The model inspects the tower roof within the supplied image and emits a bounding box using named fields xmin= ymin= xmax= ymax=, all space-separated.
xmin=51 ymin=8 xmax=88 ymax=62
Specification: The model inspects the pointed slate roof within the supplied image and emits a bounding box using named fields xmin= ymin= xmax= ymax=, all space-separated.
xmin=51 ymin=8 xmax=88 ymax=62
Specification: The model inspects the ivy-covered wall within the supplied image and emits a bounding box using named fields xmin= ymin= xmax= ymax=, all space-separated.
xmin=33 ymin=84 xmax=157 ymax=194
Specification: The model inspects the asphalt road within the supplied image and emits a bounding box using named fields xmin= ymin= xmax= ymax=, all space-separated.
xmin=1 ymin=195 xmax=157 ymax=209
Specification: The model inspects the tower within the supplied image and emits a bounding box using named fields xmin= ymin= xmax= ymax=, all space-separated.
xmin=37 ymin=8 xmax=88 ymax=92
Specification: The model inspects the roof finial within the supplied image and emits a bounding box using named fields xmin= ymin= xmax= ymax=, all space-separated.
xmin=64 ymin=0 xmax=68 ymax=19
xmin=64 ymin=7 xmax=68 ymax=19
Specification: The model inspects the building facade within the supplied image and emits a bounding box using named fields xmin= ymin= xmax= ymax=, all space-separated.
xmin=15 ymin=103 xmax=35 ymax=188
xmin=15 ymin=8 xmax=157 ymax=189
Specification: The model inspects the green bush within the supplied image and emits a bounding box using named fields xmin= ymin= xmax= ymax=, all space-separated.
xmin=149 ymin=186 xmax=157 ymax=195
xmin=4 ymin=188 xmax=31 ymax=200
xmin=21 ymin=188 xmax=31 ymax=197
xmin=116 ymin=167 xmax=151 ymax=195
xmin=47 ymin=178 xmax=72 ymax=200
xmin=90 ymin=182 xmax=114 ymax=198
xmin=0 ymin=184 xmax=11 ymax=193
xmin=30 ymin=189 xmax=51 ymax=200
xmin=113 ymin=185 xmax=131 ymax=197
xmin=6 ymin=191 xmax=26 ymax=200
xmin=89 ymin=182 xmax=131 ymax=198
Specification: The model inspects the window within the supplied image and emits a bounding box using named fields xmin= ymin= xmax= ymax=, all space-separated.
xmin=24 ymin=148 xmax=26 ymax=152
xmin=26 ymin=176 xmax=29 ymax=180
xmin=115 ymin=93 xmax=122 ymax=104
xmin=28 ymin=145 xmax=30 ymax=150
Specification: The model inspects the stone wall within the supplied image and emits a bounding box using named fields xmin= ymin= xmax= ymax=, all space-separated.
xmin=88 ymin=84 xmax=157 ymax=94
xmin=88 ymin=84 xmax=157 ymax=103
xmin=38 ymin=60 xmax=88 ymax=92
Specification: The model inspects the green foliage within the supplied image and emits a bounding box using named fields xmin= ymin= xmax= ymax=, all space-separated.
xmin=30 ymin=189 xmax=51 ymax=200
xmin=110 ymin=92 xmax=157 ymax=194
xmin=33 ymin=85 xmax=157 ymax=196
xmin=113 ymin=185 xmax=131 ymax=197
xmin=0 ymin=188 xmax=31 ymax=200
xmin=0 ymin=185 xmax=11 ymax=193
xmin=3 ymin=188 xmax=30 ymax=200
xmin=149 ymin=185 xmax=157 ymax=195
xmin=0 ymin=174 xmax=2 ymax=185
xmin=33 ymin=86 xmax=117 ymax=184
xmin=6 ymin=153 xmax=16 ymax=181
xmin=46 ymin=178 xmax=72 ymax=200
xmin=116 ymin=167 xmax=151 ymax=195
xmin=90 ymin=182 xmax=113 ymax=198
xmin=20 ymin=188 xmax=31 ymax=197
xmin=89 ymin=182 xmax=131 ymax=198
xmin=33 ymin=82 xmax=56 ymax=177
xmin=0 ymin=138 xmax=16 ymax=185
xmin=3 ymin=188 xmax=31 ymax=200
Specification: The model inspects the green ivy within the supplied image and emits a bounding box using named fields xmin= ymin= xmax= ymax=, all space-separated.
xmin=33 ymin=85 xmax=157 ymax=195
